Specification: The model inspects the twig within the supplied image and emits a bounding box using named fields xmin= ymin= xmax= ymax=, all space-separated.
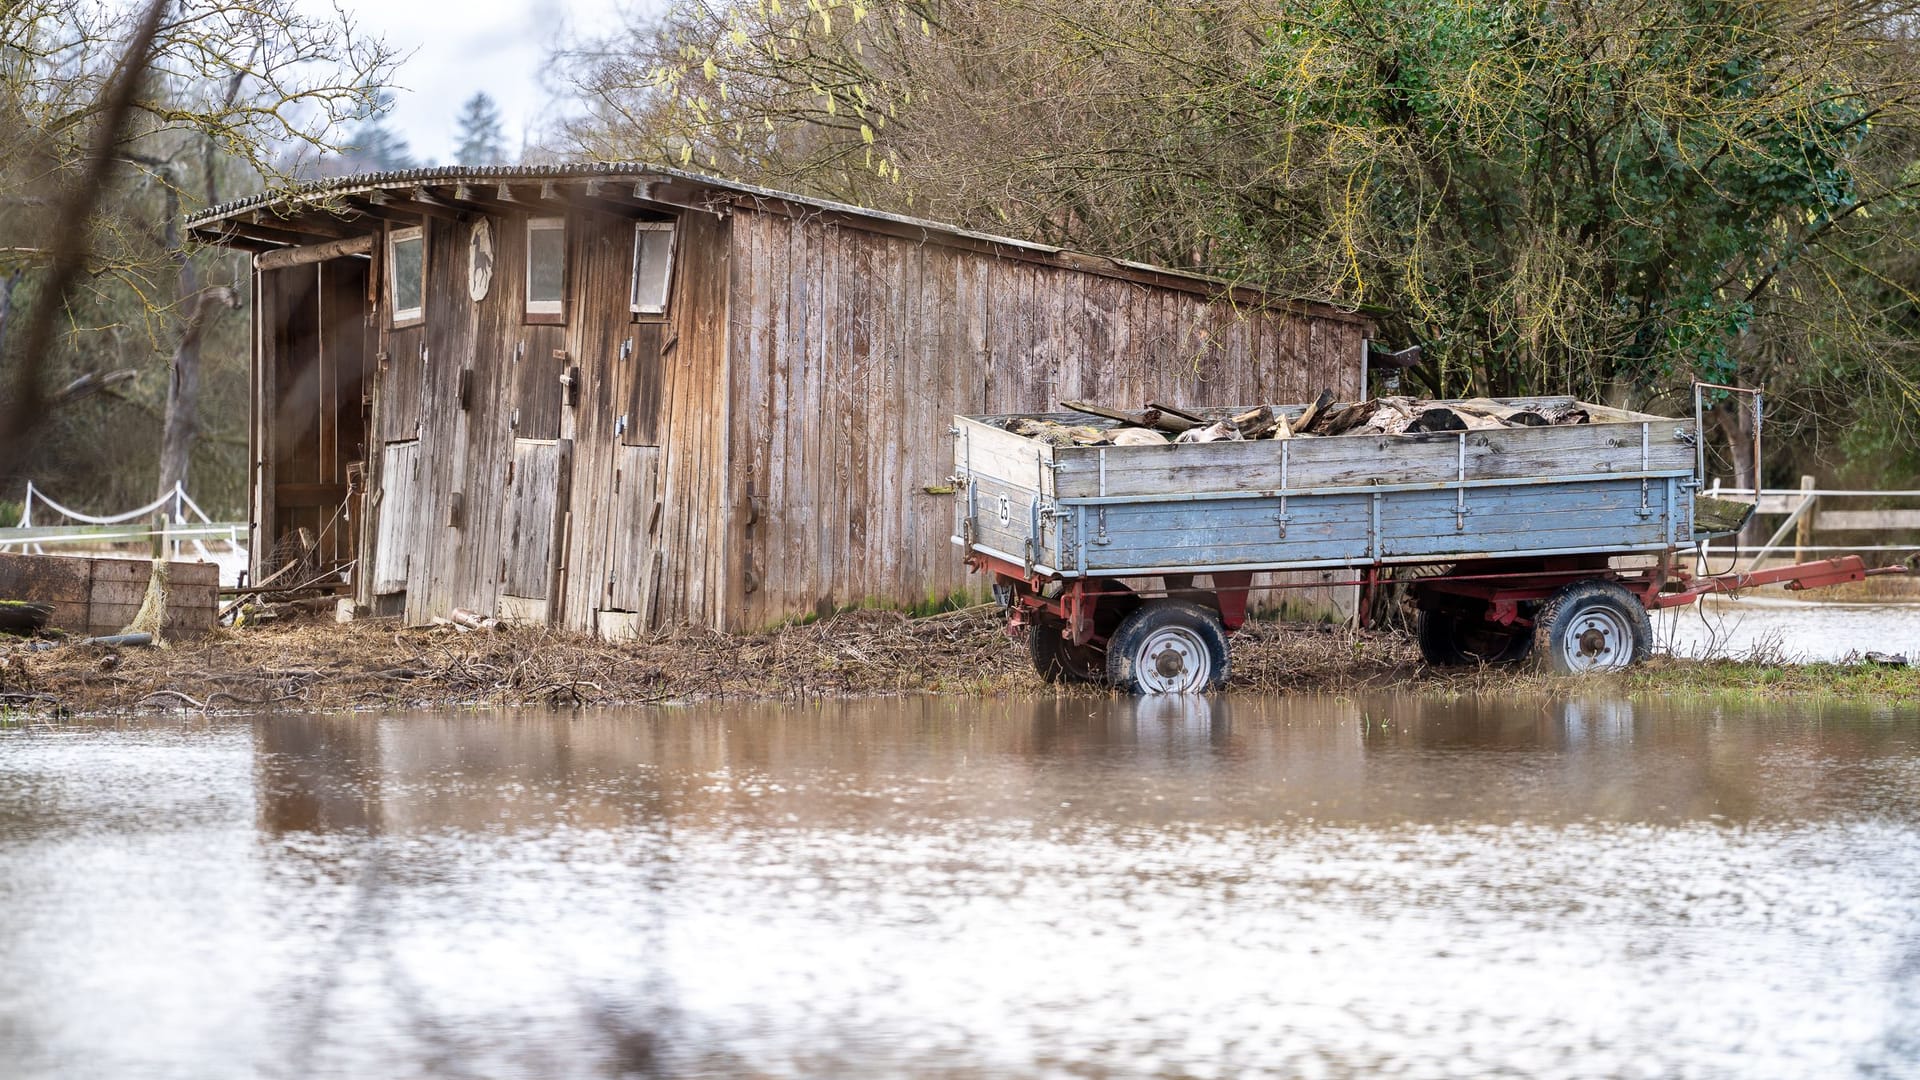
xmin=137 ymin=689 xmax=205 ymax=711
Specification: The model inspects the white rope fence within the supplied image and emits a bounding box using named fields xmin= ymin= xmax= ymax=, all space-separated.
xmin=2 ymin=481 xmax=246 ymax=563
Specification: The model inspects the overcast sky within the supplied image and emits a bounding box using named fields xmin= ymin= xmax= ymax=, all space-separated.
xmin=328 ymin=0 xmax=656 ymax=165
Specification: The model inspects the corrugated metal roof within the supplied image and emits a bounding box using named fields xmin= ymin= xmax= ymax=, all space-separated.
xmin=188 ymin=162 xmax=1371 ymax=320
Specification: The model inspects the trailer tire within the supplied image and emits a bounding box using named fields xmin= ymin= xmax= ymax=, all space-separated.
xmin=1415 ymin=610 xmax=1533 ymax=667
xmin=1028 ymin=619 xmax=1107 ymax=685
xmin=1106 ymin=600 xmax=1231 ymax=695
xmin=1531 ymin=579 xmax=1651 ymax=675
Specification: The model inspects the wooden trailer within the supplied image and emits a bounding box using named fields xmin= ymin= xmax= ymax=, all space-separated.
xmin=955 ymin=396 xmax=1903 ymax=692
xmin=187 ymin=165 xmax=1371 ymax=634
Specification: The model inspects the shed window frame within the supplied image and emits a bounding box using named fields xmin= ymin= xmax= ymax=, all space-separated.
xmin=525 ymin=216 xmax=566 ymax=322
xmin=386 ymin=225 xmax=425 ymax=327
xmin=629 ymin=220 xmax=677 ymax=317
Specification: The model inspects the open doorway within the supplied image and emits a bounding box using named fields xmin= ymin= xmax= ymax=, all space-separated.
xmin=253 ymin=256 xmax=371 ymax=588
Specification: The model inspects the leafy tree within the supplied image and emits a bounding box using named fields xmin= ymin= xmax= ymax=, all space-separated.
xmin=454 ymin=91 xmax=508 ymax=165
xmin=555 ymin=0 xmax=1920 ymax=489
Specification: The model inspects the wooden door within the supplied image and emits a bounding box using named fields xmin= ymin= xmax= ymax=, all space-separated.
xmin=498 ymin=438 xmax=572 ymax=624
xmin=371 ymin=440 xmax=420 ymax=595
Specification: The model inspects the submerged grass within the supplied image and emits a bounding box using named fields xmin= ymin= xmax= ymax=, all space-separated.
xmin=0 ymin=606 xmax=1914 ymax=718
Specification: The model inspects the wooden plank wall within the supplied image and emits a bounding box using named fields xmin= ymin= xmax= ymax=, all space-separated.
xmin=333 ymin=196 xmax=1355 ymax=634
xmin=0 ymin=552 xmax=218 ymax=638
xmin=724 ymin=210 xmax=1368 ymax=629
xmin=568 ymin=208 xmax=732 ymax=634
xmin=350 ymin=204 xmax=731 ymax=633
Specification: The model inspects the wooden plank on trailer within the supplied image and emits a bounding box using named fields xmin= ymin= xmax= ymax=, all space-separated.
xmin=1050 ymin=421 xmax=1692 ymax=500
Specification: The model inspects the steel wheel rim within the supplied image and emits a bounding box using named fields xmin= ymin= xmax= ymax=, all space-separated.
xmin=1134 ymin=625 xmax=1211 ymax=693
xmin=1558 ymin=606 xmax=1632 ymax=672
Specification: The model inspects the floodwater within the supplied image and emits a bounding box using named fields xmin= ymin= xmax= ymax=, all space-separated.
xmin=3 ymin=697 xmax=1918 ymax=1079
xmin=1659 ymin=597 xmax=1920 ymax=662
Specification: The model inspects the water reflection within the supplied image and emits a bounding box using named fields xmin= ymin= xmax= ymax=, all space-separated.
xmin=3 ymin=694 xmax=1918 ymax=1078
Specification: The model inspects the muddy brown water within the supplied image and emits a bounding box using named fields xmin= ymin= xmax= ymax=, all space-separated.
xmin=3 ymin=695 xmax=1918 ymax=1079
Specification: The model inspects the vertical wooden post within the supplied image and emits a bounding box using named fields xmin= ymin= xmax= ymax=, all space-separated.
xmin=1793 ymin=474 xmax=1816 ymax=563
xmin=546 ymin=438 xmax=574 ymax=627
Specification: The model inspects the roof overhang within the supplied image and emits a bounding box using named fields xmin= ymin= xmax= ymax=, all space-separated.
xmin=189 ymin=163 xmax=1374 ymax=325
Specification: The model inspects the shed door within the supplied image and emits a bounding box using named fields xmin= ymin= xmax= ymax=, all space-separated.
xmin=372 ymin=440 xmax=420 ymax=594
xmin=501 ymin=439 xmax=572 ymax=614
xmin=604 ymin=445 xmax=661 ymax=618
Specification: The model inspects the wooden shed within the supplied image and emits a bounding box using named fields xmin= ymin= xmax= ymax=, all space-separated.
xmin=187 ymin=165 xmax=1370 ymax=634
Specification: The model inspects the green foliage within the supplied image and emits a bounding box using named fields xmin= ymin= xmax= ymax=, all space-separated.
xmin=1247 ymin=0 xmax=1883 ymax=397
xmin=554 ymin=0 xmax=1920 ymax=480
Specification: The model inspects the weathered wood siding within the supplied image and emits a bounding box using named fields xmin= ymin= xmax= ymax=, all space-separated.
xmin=725 ymin=208 xmax=1368 ymax=629
xmin=0 ymin=552 xmax=218 ymax=638
xmin=351 ymin=202 xmax=731 ymax=632
xmin=554 ymin=207 xmax=731 ymax=634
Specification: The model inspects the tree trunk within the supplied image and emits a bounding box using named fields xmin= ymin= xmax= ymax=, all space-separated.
xmin=0 ymin=270 xmax=20 ymax=358
xmin=153 ymin=173 xmax=237 ymax=503
xmin=157 ymin=281 xmax=235 ymax=500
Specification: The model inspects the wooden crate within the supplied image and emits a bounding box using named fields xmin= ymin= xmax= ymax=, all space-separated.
xmin=0 ymin=552 xmax=219 ymax=638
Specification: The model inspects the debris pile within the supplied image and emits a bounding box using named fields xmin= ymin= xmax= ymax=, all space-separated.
xmin=1000 ymin=391 xmax=1592 ymax=447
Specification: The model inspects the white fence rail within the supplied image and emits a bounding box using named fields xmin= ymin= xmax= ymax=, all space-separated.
xmin=1 ymin=481 xmax=247 ymax=565
xmin=1702 ymin=477 xmax=1920 ymax=567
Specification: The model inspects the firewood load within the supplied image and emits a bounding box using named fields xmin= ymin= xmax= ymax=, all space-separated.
xmin=997 ymin=392 xmax=1592 ymax=446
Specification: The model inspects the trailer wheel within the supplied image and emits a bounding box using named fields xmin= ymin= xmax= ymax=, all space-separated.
xmin=1532 ymin=579 xmax=1651 ymax=674
xmin=1106 ymin=601 xmax=1231 ymax=695
xmin=1415 ymin=610 xmax=1533 ymax=667
xmin=1028 ymin=619 xmax=1107 ymax=685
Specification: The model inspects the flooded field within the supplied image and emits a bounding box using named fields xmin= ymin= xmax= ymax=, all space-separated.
xmin=1659 ymin=597 xmax=1920 ymax=662
xmin=3 ymin=695 xmax=1918 ymax=1078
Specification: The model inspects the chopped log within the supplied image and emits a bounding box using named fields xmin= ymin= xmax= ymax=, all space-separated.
xmin=1294 ymin=389 xmax=1337 ymax=433
xmin=450 ymin=607 xmax=501 ymax=631
xmin=1230 ymin=405 xmax=1279 ymax=439
xmin=1314 ymin=399 xmax=1377 ymax=436
xmin=1061 ymin=400 xmax=1194 ymax=433
xmin=1270 ymin=412 xmax=1293 ymax=440
xmin=1063 ymin=400 xmax=1147 ymax=425
xmin=1146 ymin=401 xmax=1206 ymax=424
xmin=1106 ymin=427 xmax=1170 ymax=446
xmin=1174 ymin=420 xmax=1242 ymax=444
xmin=1405 ymin=408 xmax=1467 ymax=433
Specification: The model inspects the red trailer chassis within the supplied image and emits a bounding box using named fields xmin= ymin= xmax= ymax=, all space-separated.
xmin=972 ymin=549 xmax=1907 ymax=670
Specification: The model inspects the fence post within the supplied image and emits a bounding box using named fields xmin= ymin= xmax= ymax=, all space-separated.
xmin=1793 ymin=475 xmax=1816 ymax=563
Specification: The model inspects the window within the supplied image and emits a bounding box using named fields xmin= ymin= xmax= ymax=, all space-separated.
xmin=387 ymin=226 xmax=424 ymax=325
xmin=526 ymin=217 xmax=565 ymax=317
xmin=630 ymin=221 xmax=676 ymax=315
